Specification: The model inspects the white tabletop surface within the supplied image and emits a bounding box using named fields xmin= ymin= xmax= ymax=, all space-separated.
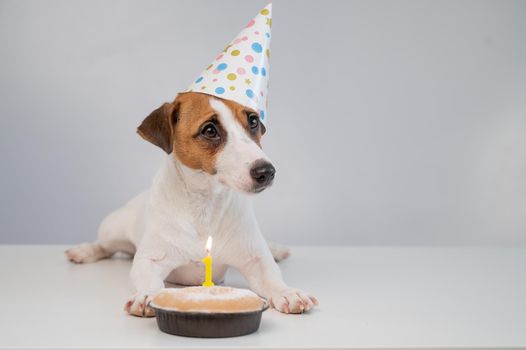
xmin=0 ymin=245 xmax=525 ymax=349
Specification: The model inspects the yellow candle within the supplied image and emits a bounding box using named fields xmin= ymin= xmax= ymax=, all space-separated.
xmin=202 ymin=236 xmax=214 ymax=287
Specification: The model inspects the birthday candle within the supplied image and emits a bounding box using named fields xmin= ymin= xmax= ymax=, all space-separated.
xmin=202 ymin=236 xmax=214 ymax=287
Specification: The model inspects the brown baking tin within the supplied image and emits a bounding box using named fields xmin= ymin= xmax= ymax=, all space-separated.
xmin=150 ymin=299 xmax=269 ymax=338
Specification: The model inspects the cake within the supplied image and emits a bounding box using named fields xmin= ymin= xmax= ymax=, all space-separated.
xmin=152 ymin=286 xmax=264 ymax=313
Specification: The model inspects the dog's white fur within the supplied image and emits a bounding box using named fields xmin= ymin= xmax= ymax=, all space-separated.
xmin=66 ymin=98 xmax=317 ymax=316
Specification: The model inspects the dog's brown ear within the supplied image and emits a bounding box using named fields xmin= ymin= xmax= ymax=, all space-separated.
xmin=137 ymin=102 xmax=178 ymax=153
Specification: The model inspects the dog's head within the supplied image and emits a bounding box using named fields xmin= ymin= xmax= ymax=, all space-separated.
xmin=137 ymin=92 xmax=274 ymax=194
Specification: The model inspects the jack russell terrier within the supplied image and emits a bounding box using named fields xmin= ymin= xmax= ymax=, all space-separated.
xmin=65 ymin=92 xmax=318 ymax=316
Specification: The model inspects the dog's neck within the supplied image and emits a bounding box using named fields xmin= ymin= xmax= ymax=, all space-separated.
xmin=163 ymin=155 xmax=227 ymax=195
xmin=149 ymin=155 xmax=236 ymax=227
xmin=171 ymin=157 xmax=216 ymax=194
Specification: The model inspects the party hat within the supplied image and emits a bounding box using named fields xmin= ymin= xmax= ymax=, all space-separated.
xmin=187 ymin=3 xmax=272 ymax=125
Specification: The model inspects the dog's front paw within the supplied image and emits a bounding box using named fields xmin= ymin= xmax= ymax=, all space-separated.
xmin=269 ymin=288 xmax=318 ymax=314
xmin=124 ymin=293 xmax=155 ymax=317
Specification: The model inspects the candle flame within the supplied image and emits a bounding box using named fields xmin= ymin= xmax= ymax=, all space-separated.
xmin=206 ymin=236 xmax=212 ymax=253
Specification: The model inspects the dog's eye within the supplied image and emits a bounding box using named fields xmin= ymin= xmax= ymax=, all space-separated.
xmin=201 ymin=123 xmax=219 ymax=140
xmin=247 ymin=113 xmax=259 ymax=130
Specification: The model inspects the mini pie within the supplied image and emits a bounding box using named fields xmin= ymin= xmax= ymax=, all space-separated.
xmin=152 ymin=286 xmax=264 ymax=313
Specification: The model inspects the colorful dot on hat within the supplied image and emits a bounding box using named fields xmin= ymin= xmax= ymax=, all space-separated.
xmin=201 ymin=85 xmax=206 ymax=90
xmin=246 ymin=19 xmax=255 ymax=28
xmin=261 ymin=67 xmax=266 ymax=76
xmin=245 ymin=55 xmax=254 ymax=63
xmin=242 ymin=36 xmax=248 ymax=41
xmin=265 ymin=32 xmax=270 ymax=38
xmin=251 ymin=42 xmax=262 ymax=53
xmin=266 ymin=49 xmax=270 ymax=58
xmin=229 ymin=86 xmax=236 ymax=91
xmin=254 ymin=31 xmax=260 ymax=35
xmin=246 ymin=89 xmax=254 ymax=98
xmin=215 ymin=87 xmax=225 ymax=94
xmin=260 ymin=8 xmax=269 ymax=15
xmin=195 ymin=76 xmax=203 ymax=84
xmin=212 ymin=78 xmax=218 ymax=82
xmin=216 ymin=54 xmax=223 ymax=60
xmin=237 ymin=67 xmax=246 ymax=75
xmin=234 ymin=38 xmax=242 ymax=44
xmin=231 ymin=50 xmax=240 ymax=56
xmin=213 ymin=69 xmax=220 ymax=74
xmin=227 ymin=73 xmax=237 ymax=81
xmin=217 ymin=63 xmax=228 ymax=71
xmin=251 ymin=66 xmax=259 ymax=74
xmin=206 ymin=64 xmax=213 ymax=70
xmin=260 ymin=110 xmax=265 ymax=119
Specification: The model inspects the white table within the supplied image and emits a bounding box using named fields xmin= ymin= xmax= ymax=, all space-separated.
xmin=0 ymin=245 xmax=525 ymax=349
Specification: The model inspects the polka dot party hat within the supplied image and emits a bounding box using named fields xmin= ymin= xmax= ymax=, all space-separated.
xmin=187 ymin=3 xmax=272 ymax=125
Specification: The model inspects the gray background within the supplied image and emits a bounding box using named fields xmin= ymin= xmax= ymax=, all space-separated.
xmin=1 ymin=0 xmax=525 ymax=245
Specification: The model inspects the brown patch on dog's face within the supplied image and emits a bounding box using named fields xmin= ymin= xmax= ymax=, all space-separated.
xmin=171 ymin=93 xmax=225 ymax=174
xmin=137 ymin=92 xmax=266 ymax=175
xmin=219 ymin=98 xmax=266 ymax=147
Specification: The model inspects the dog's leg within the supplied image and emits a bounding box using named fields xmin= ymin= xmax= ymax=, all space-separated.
xmin=229 ymin=235 xmax=318 ymax=314
xmin=65 ymin=233 xmax=136 ymax=265
xmin=65 ymin=239 xmax=136 ymax=264
xmin=125 ymin=246 xmax=184 ymax=317
xmin=65 ymin=193 xmax=145 ymax=263
xmin=65 ymin=242 xmax=113 ymax=263
xmin=267 ymin=241 xmax=290 ymax=262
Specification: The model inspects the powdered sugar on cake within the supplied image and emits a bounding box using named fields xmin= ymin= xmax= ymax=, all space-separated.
xmin=162 ymin=286 xmax=258 ymax=300
xmin=151 ymin=286 xmax=264 ymax=313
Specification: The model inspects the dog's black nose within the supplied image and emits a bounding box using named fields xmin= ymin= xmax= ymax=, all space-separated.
xmin=250 ymin=161 xmax=276 ymax=186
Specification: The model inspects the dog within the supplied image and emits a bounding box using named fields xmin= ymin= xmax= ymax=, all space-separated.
xmin=65 ymin=92 xmax=318 ymax=316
